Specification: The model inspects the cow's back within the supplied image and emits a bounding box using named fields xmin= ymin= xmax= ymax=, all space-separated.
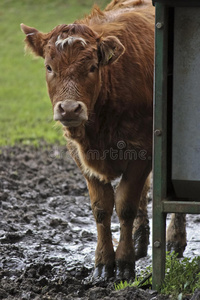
xmin=82 ymin=3 xmax=154 ymax=110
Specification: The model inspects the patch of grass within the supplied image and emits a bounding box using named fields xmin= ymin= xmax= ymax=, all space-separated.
xmin=114 ymin=252 xmax=200 ymax=299
xmin=0 ymin=0 xmax=109 ymax=146
xmin=160 ymin=253 xmax=200 ymax=299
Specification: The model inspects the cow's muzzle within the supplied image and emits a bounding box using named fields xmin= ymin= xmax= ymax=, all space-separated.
xmin=53 ymin=100 xmax=88 ymax=127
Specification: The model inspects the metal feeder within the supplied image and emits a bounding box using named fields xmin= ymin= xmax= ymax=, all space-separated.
xmin=152 ymin=0 xmax=200 ymax=289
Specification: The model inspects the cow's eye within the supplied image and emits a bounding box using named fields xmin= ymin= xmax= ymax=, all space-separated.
xmin=46 ymin=65 xmax=52 ymax=73
xmin=89 ymin=65 xmax=97 ymax=73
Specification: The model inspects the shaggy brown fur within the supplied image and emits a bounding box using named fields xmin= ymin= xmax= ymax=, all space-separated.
xmin=21 ymin=0 xmax=154 ymax=280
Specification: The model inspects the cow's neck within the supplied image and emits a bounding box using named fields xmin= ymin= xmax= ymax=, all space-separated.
xmin=85 ymin=87 xmax=121 ymax=148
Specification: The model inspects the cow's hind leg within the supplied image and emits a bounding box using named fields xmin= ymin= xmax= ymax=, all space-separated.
xmin=115 ymin=160 xmax=151 ymax=281
xmin=133 ymin=176 xmax=150 ymax=260
xmin=87 ymin=177 xmax=115 ymax=280
xmin=166 ymin=213 xmax=187 ymax=257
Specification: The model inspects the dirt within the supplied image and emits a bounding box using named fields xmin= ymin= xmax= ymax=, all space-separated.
xmin=0 ymin=144 xmax=199 ymax=300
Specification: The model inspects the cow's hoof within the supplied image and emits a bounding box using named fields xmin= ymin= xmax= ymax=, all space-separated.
xmin=93 ymin=264 xmax=114 ymax=281
xmin=167 ymin=241 xmax=186 ymax=258
xmin=115 ymin=261 xmax=135 ymax=281
xmin=134 ymin=224 xmax=150 ymax=260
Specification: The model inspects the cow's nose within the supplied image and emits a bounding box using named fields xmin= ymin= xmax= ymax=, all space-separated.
xmin=54 ymin=100 xmax=88 ymax=127
xmin=54 ymin=100 xmax=83 ymax=122
xmin=58 ymin=101 xmax=82 ymax=118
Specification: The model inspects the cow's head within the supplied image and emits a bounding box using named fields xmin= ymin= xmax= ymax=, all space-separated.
xmin=21 ymin=23 xmax=125 ymax=128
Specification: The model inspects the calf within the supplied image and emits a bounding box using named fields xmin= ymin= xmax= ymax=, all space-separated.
xmin=21 ymin=0 xmax=186 ymax=280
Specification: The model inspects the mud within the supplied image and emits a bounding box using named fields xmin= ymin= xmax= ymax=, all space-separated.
xmin=0 ymin=144 xmax=199 ymax=299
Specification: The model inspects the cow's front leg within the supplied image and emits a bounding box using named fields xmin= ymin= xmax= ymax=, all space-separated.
xmin=87 ymin=177 xmax=115 ymax=280
xmin=115 ymin=160 xmax=151 ymax=281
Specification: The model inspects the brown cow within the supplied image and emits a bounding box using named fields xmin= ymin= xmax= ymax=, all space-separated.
xmin=21 ymin=0 xmax=186 ymax=281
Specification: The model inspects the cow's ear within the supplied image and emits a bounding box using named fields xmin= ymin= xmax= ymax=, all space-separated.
xmin=20 ymin=23 xmax=47 ymax=58
xmin=98 ymin=36 xmax=125 ymax=66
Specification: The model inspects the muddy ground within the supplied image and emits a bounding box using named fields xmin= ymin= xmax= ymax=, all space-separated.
xmin=0 ymin=144 xmax=199 ymax=300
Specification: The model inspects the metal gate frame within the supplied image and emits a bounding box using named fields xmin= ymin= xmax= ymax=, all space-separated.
xmin=152 ymin=1 xmax=200 ymax=289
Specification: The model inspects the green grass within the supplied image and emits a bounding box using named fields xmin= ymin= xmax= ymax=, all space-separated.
xmin=114 ymin=252 xmax=200 ymax=299
xmin=160 ymin=253 xmax=200 ymax=299
xmin=0 ymin=0 xmax=109 ymax=146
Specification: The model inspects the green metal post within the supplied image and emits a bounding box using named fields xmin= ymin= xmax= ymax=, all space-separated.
xmin=152 ymin=3 xmax=168 ymax=290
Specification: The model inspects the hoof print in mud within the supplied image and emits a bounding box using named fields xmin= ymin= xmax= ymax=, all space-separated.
xmin=115 ymin=261 xmax=135 ymax=281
